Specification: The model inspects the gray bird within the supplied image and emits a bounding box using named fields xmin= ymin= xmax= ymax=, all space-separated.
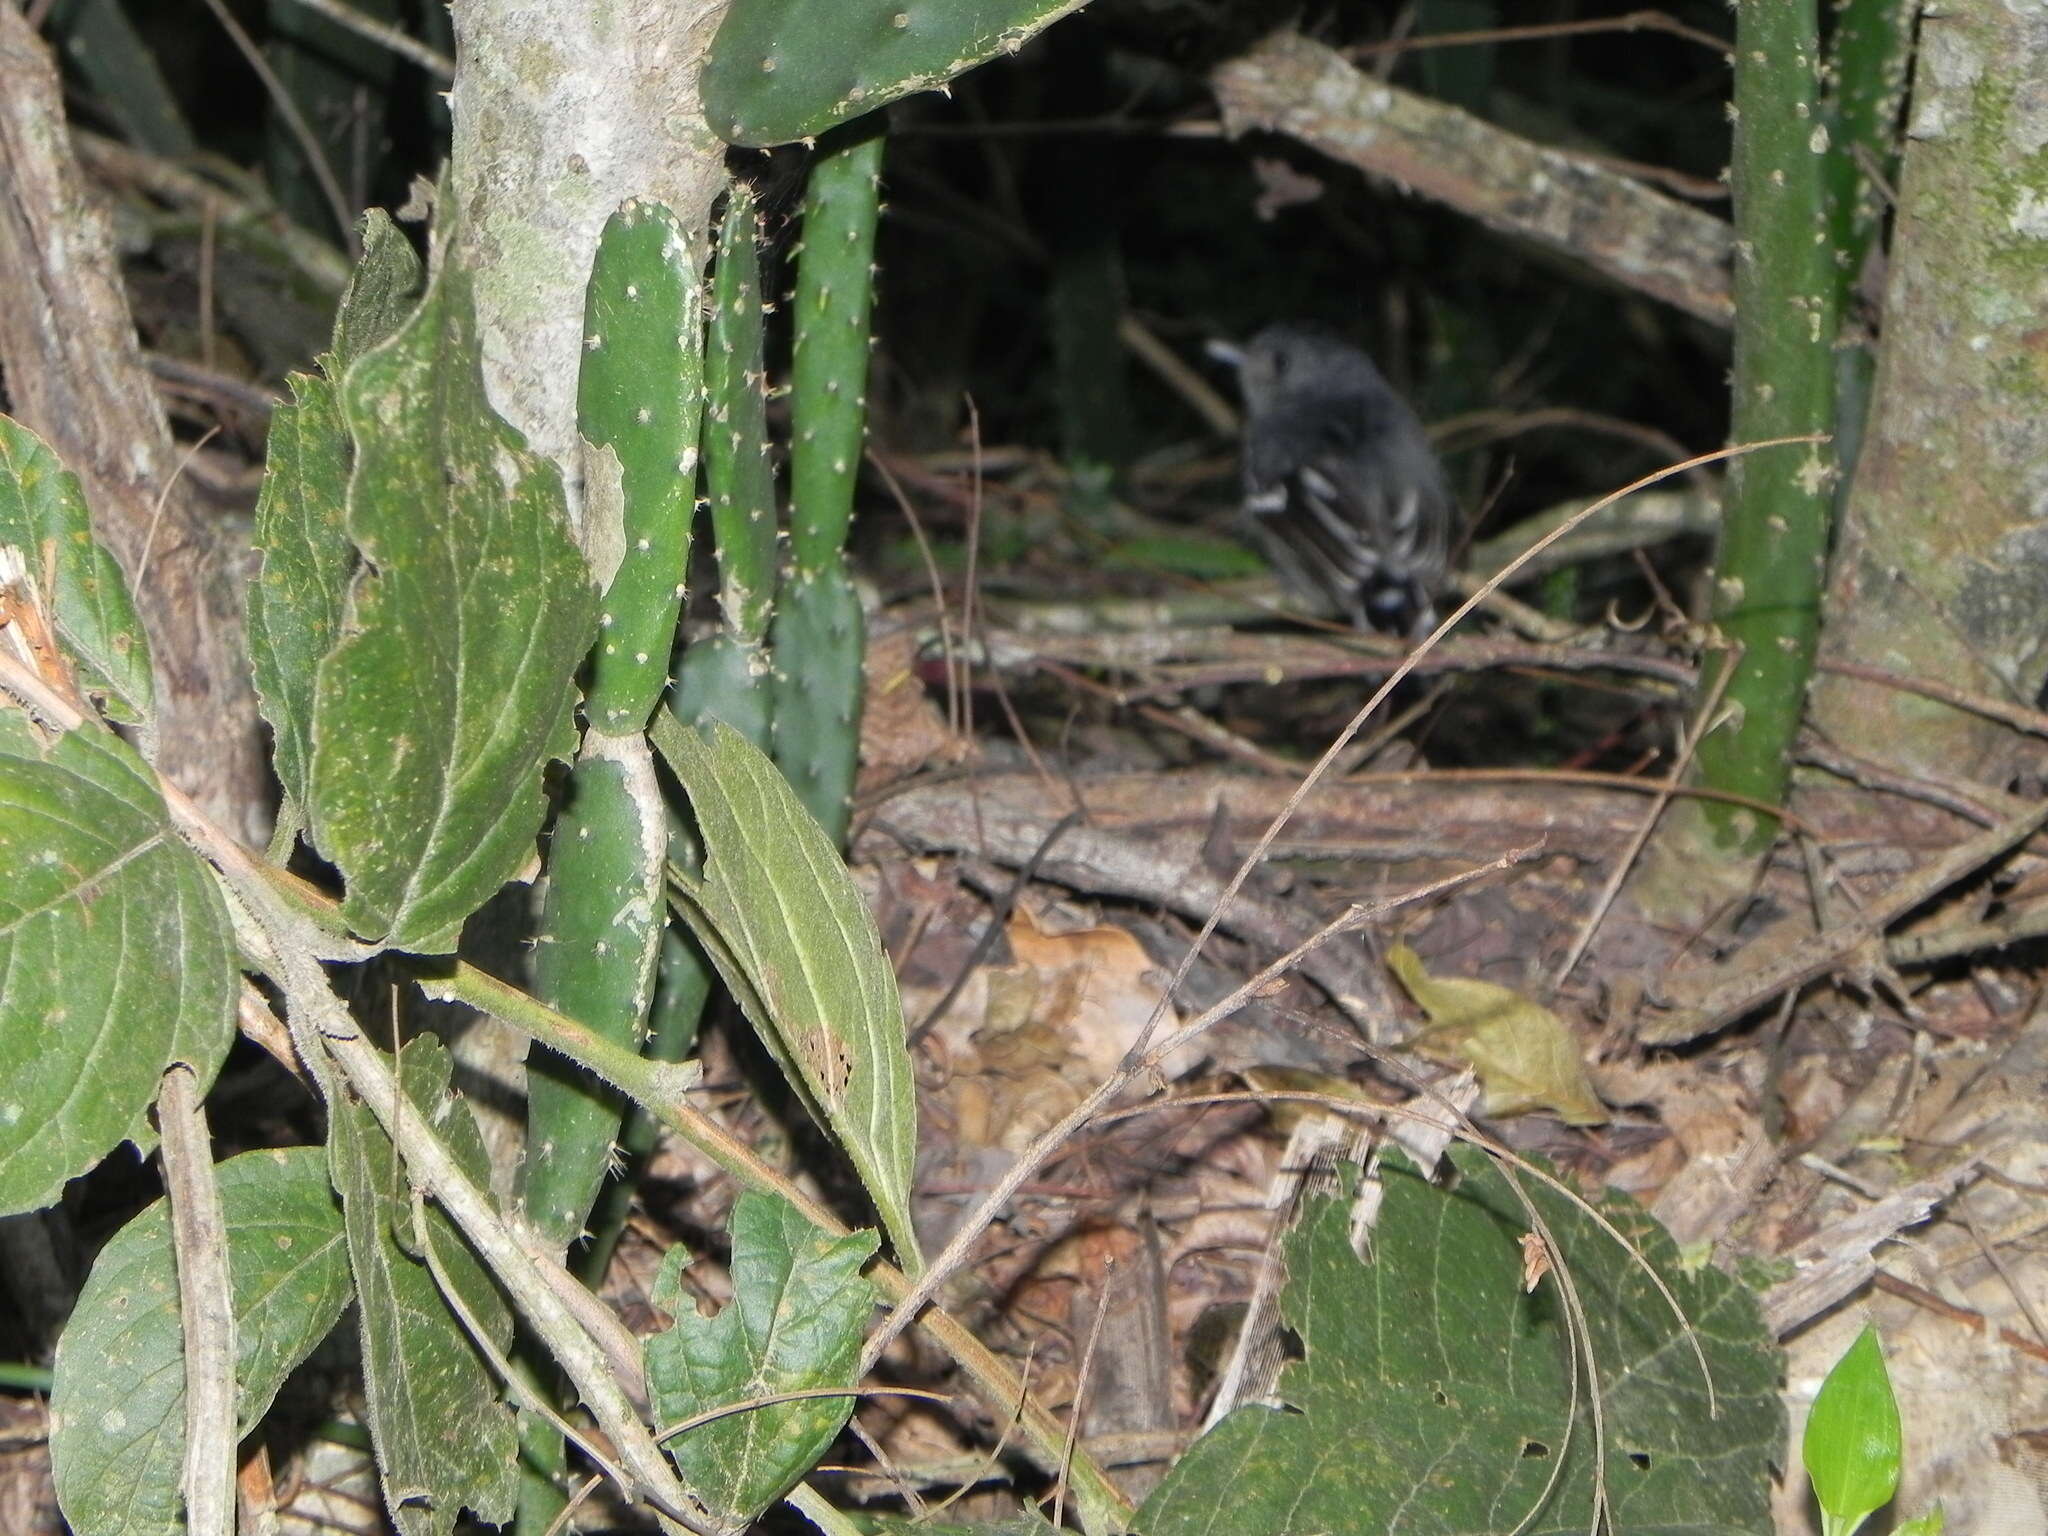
xmin=1212 ymin=324 xmax=1456 ymax=637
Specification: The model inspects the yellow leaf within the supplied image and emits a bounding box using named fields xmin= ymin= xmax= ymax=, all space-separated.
xmin=1387 ymin=946 xmax=1607 ymax=1126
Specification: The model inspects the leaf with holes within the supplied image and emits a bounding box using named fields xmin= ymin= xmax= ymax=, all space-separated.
xmin=330 ymin=1034 xmax=518 ymax=1535
xmin=0 ymin=414 xmax=153 ymax=725
xmin=1136 ymin=1147 xmax=1783 ymax=1535
xmin=0 ymin=714 xmax=235 ymax=1215
xmin=644 ymin=1192 xmax=877 ymax=1527
xmin=49 ymin=1147 xmax=353 ymax=1536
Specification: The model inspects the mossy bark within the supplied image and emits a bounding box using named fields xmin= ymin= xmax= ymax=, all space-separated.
xmin=1810 ymin=0 xmax=2048 ymax=788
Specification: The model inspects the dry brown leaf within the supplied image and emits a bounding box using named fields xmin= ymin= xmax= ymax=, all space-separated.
xmin=857 ymin=623 xmax=968 ymax=790
xmin=1004 ymin=905 xmax=1193 ymax=1082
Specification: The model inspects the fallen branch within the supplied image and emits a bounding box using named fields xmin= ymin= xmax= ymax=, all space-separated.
xmin=1644 ymin=799 xmax=2048 ymax=1044
xmin=1212 ymin=31 xmax=1733 ymax=325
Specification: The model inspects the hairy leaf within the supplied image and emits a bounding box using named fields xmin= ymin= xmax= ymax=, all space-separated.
xmin=645 ymin=1192 xmax=877 ymax=1527
xmin=248 ymin=372 xmax=352 ymax=811
xmin=330 ymin=1034 xmax=519 ymax=1535
xmin=308 ymin=257 xmax=596 ymax=950
xmin=654 ymin=717 xmax=920 ymax=1270
xmin=49 ymin=1147 xmax=352 ymax=1536
xmin=0 ymin=715 xmax=234 ymax=1214
xmin=0 ymin=414 xmax=153 ymax=725
xmin=250 ymin=208 xmax=425 ymax=813
xmin=330 ymin=208 xmax=425 ymax=376
xmin=1137 ymin=1148 xmax=1783 ymax=1534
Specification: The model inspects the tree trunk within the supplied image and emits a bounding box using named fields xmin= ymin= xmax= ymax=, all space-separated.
xmin=0 ymin=6 xmax=270 ymax=846
xmin=1810 ymin=0 xmax=2048 ymax=787
xmin=439 ymin=0 xmax=733 ymax=1172
xmin=447 ymin=0 xmax=729 ymax=530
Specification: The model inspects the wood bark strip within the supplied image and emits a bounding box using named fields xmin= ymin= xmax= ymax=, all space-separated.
xmin=0 ymin=7 xmax=268 ymax=842
xmin=1211 ymin=31 xmax=1733 ymax=327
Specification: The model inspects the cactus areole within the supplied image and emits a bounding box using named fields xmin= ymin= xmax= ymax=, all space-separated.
xmin=702 ymin=0 xmax=1097 ymax=146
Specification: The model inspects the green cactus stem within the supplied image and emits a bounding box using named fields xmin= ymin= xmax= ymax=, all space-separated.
xmin=526 ymin=201 xmax=701 ymax=1255
xmin=670 ymin=180 xmax=779 ymax=750
xmin=592 ymin=183 xmax=781 ymax=1285
xmin=527 ymin=742 xmax=668 ymax=1250
xmin=770 ymin=126 xmax=883 ymax=844
xmin=702 ymin=181 xmax=779 ymax=652
xmin=769 ymin=565 xmax=864 ymax=845
xmin=580 ymin=200 xmax=702 ymax=736
xmin=1820 ymin=0 xmax=1915 ymax=493
xmin=1691 ymin=0 xmax=1839 ymax=852
xmin=786 ymin=128 xmax=881 ymax=579
xmin=702 ymin=0 xmax=1095 ymax=147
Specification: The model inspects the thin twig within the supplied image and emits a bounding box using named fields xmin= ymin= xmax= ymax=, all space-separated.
xmin=1871 ymin=1270 xmax=2048 ymax=1365
xmin=1345 ymin=8 xmax=1727 ymax=60
xmin=1818 ymin=656 xmax=2048 ymax=742
xmin=158 ymin=1063 xmax=237 ymax=1536
xmin=1957 ymin=1192 xmax=2048 ymax=1350
xmin=1053 ymin=1256 xmax=1116 ymax=1531
xmin=275 ymin=0 xmax=454 ymax=78
xmin=191 ymin=0 xmax=357 ymax=252
xmin=135 ymin=424 xmax=219 ymax=599
xmin=909 ymin=809 xmax=1081 ymax=1046
xmin=1550 ymin=643 xmax=1737 ymax=991
xmin=869 ymin=455 xmax=964 ymax=740
xmin=1118 ymin=315 xmax=1238 ymax=436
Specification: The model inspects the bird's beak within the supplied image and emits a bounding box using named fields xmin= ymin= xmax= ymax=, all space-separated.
xmin=1204 ymin=338 xmax=1245 ymax=369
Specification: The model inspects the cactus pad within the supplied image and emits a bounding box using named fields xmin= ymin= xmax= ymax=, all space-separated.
xmin=704 ymin=0 xmax=1095 ymax=147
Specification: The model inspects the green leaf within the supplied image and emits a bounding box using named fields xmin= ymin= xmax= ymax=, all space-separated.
xmin=49 ymin=1147 xmax=353 ymax=1536
xmin=1894 ymin=1508 xmax=1944 ymax=1536
xmin=653 ymin=717 xmax=921 ymax=1270
xmin=330 ymin=208 xmax=426 ymax=376
xmin=645 ymin=1191 xmax=877 ymax=1527
xmin=0 ymin=414 xmax=153 ymax=725
xmin=703 ymin=0 xmax=1095 ymax=146
xmin=1803 ymin=1324 xmax=1900 ymax=1536
xmin=308 ymin=256 xmax=597 ymax=950
xmin=848 ymin=1518 xmax=1056 ymax=1535
xmin=0 ymin=715 xmax=236 ymax=1215
xmin=329 ymin=1034 xmax=520 ymax=1535
xmin=1136 ymin=1148 xmax=1784 ymax=1535
xmin=248 ymin=372 xmax=352 ymax=811
xmin=250 ymin=211 xmax=426 ymax=815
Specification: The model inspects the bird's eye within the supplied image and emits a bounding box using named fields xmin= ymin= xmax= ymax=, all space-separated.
xmin=1271 ymin=352 xmax=1290 ymax=379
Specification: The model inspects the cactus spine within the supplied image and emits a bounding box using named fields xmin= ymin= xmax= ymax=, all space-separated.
xmin=526 ymin=201 xmax=701 ymax=1254
xmin=771 ymin=126 xmax=884 ymax=844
